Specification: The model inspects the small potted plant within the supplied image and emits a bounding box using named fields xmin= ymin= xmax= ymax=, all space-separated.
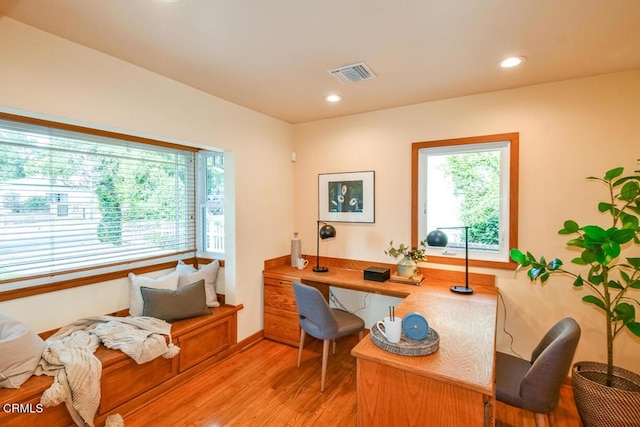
xmin=385 ymin=240 xmax=428 ymax=277
xmin=510 ymin=164 xmax=640 ymax=426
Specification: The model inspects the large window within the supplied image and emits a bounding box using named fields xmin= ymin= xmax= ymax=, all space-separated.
xmin=0 ymin=114 xmax=197 ymax=286
xmin=411 ymin=133 xmax=518 ymax=269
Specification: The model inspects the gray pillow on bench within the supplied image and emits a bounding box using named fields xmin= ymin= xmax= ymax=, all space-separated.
xmin=141 ymin=279 xmax=211 ymax=322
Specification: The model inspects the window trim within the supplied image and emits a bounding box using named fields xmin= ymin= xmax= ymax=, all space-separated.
xmin=411 ymin=132 xmax=519 ymax=270
xmin=0 ymin=258 xmax=194 ymax=302
xmin=0 ymin=112 xmax=199 ymax=153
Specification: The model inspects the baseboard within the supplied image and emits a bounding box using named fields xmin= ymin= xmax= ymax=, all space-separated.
xmin=236 ymin=330 xmax=265 ymax=351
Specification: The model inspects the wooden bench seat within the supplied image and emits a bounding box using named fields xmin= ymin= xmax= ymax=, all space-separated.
xmin=0 ymin=304 xmax=243 ymax=427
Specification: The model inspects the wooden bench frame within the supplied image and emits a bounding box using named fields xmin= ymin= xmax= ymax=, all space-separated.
xmin=0 ymin=303 xmax=253 ymax=427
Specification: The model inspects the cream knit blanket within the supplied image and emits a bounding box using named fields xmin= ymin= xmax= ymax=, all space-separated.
xmin=36 ymin=316 xmax=180 ymax=427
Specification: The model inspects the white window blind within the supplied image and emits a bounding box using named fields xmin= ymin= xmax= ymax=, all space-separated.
xmin=0 ymin=117 xmax=196 ymax=283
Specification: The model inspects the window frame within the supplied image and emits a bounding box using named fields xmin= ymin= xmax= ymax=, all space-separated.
xmin=411 ymin=132 xmax=519 ymax=270
xmin=0 ymin=112 xmax=200 ymax=300
xmin=197 ymin=150 xmax=225 ymax=260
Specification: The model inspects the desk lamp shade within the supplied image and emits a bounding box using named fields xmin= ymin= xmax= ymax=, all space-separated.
xmin=426 ymin=227 xmax=473 ymax=295
xmin=426 ymin=229 xmax=448 ymax=247
xmin=314 ymin=221 xmax=336 ymax=273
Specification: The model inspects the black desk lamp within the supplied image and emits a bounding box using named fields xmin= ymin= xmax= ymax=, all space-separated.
xmin=426 ymin=226 xmax=473 ymax=295
xmin=314 ymin=221 xmax=336 ymax=273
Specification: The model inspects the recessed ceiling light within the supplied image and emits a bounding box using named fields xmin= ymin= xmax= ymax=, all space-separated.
xmin=499 ymin=56 xmax=527 ymax=68
xmin=326 ymin=94 xmax=342 ymax=103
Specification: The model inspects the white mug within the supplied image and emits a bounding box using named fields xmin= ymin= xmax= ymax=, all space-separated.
xmin=296 ymin=258 xmax=309 ymax=270
xmin=376 ymin=316 xmax=402 ymax=344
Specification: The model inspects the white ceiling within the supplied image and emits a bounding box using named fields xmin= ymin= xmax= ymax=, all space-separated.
xmin=2 ymin=0 xmax=640 ymax=124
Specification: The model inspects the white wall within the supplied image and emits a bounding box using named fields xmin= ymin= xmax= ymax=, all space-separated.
xmin=0 ymin=17 xmax=294 ymax=340
xmin=293 ymin=70 xmax=640 ymax=373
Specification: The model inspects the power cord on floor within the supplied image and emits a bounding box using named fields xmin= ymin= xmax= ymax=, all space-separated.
xmin=498 ymin=288 xmax=524 ymax=359
xmin=329 ymin=290 xmax=371 ymax=314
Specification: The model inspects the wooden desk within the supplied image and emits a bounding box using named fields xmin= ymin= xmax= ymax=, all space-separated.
xmin=352 ymin=287 xmax=497 ymax=427
xmin=263 ymin=264 xmax=433 ymax=346
xmin=262 ymin=260 xmax=497 ymax=426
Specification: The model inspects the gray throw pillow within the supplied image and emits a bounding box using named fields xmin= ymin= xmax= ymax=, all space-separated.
xmin=140 ymin=279 xmax=210 ymax=322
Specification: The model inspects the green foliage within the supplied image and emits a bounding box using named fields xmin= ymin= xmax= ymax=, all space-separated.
xmin=3 ymin=193 xmax=21 ymax=212
xmin=205 ymin=154 xmax=224 ymax=197
xmin=0 ymin=132 xmax=28 ymax=182
xmin=385 ymin=240 xmax=428 ymax=262
xmin=0 ymin=153 xmax=26 ymax=182
xmin=2 ymin=123 xmax=201 ymax=252
xmin=510 ymin=164 xmax=640 ymax=385
xmin=125 ymin=162 xmax=180 ymax=222
xmin=2 ymin=193 xmax=49 ymax=213
xmin=442 ymin=151 xmax=500 ymax=245
xmin=24 ymin=196 xmax=50 ymax=211
xmin=95 ymin=158 xmax=123 ymax=245
xmin=469 ymin=214 xmax=499 ymax=245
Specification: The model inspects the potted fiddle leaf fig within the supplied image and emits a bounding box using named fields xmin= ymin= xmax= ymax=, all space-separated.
xmin=510 ymin=165 xmax=640 ymax=426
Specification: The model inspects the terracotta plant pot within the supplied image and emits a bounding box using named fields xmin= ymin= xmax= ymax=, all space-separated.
xmin=572 ymin=361 xmax=640 ymax=427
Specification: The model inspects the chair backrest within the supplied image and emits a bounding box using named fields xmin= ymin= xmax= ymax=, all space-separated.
xmin=520 ymin=317 xmax=581 ymax=413
xmin=292 ymin=281 xmax=339 ymax=339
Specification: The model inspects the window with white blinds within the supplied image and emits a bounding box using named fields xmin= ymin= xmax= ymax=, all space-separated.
xmin=0 ymin=116 xmax=196 ymax=284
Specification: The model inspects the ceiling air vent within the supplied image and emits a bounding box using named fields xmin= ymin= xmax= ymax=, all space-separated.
xmin=328 ymin=62 xmax=376 ymax=83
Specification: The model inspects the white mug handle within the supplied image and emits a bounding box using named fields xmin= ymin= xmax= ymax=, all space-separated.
xmin=302 ymin=259 xmax=309 ymax=268
xmin=376 ymin=321 xmax=387 ymax=339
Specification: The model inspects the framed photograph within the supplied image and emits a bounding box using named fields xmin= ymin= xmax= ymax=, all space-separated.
xmin=318 ymin=171 xmax=375 ymax=223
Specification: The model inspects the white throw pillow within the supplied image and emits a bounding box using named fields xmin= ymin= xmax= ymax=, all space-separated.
xmin=176 ymin=260 xmax=197 ymax=286
xmin=128 ymin=271 xmax=180 ymax=316
xmin=0 ymin=313 xmax=45 ymax=388
xmin=176 ymin=260 xmax=220 ymax=307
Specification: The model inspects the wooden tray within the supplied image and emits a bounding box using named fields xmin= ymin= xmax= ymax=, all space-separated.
xmin=370 ymin=323 xmax=439 ymax=356
xmin=389 ymin=273 xmax=425 ymax=286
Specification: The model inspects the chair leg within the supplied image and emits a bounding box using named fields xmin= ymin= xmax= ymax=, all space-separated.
xmin=358 ymin=330 xmax=364 ymax=340
xmin=332 ymin=339 xmax=336 ymax=355
xmin=534 ymin=413 xmax=547 ymax=427
xmin=548 ymin=411 xmax=556 ymax=427
xmin=297 ymin=329 xmax=306 ymax=368
xmin=321 ymin=339 xmax=330 ymax=392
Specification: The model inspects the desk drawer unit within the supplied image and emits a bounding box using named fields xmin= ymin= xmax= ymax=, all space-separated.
xmin=264 ymin=277 xmax=298 ymax=312
xmin=263 ymin=274 xmax=302 ymax=346
xmin=264 ymin=306 xmax=300 ymax=346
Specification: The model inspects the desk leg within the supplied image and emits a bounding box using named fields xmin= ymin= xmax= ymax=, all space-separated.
xmin=484 ymin=394 xmax=495 ymax=427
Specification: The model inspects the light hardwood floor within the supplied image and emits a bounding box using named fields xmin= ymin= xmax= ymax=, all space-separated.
xmin=124 ymin=336 xmax=582 ymax=427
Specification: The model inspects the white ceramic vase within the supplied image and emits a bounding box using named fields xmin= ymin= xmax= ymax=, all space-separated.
xmin=397 ymin=255 xmax=417 ymax=277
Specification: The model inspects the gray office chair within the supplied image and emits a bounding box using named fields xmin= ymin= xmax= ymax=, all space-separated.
xmin=292 ymin=280 xmax=365 ymax=392
xmin=496 ymin=317 xmax=581 ymax=427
